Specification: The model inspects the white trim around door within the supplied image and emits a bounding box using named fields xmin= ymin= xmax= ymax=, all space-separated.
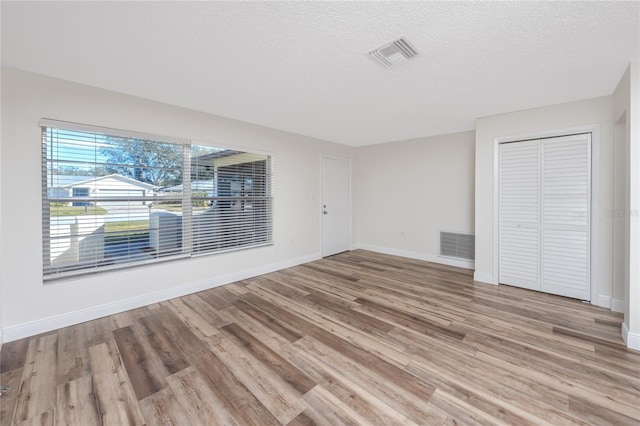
xmin=492 ymin=125 xmax=601 ymax=304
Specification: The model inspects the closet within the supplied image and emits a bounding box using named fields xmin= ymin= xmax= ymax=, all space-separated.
xmin=499 ymin=133 xmax=591 ymax=300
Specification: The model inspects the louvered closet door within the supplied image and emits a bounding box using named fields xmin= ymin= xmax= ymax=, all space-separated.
xmin=499 ymin=140 xmax=540 ymax=291
xmin=499 ymin=134 xmax=591 ymax=301
xmin=541 ymin=134 xmax=591 ymax=300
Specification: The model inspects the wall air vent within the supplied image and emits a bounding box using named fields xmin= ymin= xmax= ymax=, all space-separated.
xmin=368 ymin=37 xmax=419 ymax=68
xmin=439 ymin=231 xmax=475 ymax=261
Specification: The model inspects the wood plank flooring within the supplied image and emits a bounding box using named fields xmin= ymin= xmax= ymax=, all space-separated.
xmin=1 ymin=250 xmax=638 ymax=425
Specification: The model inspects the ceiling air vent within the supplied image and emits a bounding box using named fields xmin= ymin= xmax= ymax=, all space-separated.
xmin=368 ymin=37 xmax=419 ymax=68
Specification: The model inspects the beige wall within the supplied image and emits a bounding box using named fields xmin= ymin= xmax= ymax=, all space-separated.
xmin=613 ymin=67 xmax=631 ymax=315
xmin=630 ymin=62 xmax=640 ymax=346
xmin=355 ymin=131 xmax=475 ymax=267
xmin=0 ymin=64 xmax=3 ymax=347
xmin=613 ymin=63 xmax=640 ymax=348
xmin=0 ymin=67 xmax=354 ymax=338
xmin=474 ymin=96 xmax=615 ymax=308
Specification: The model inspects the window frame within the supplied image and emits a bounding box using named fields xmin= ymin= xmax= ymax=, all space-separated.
xmin=41 ymin=119 xmax=273 ymax=282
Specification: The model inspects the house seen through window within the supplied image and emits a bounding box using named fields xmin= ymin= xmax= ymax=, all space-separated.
xmin=42 ymin=122 xmax=272 ymax=280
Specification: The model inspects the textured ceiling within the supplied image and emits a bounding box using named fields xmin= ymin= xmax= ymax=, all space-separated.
xmin=2 ymin=1 xmax=638 ymax=146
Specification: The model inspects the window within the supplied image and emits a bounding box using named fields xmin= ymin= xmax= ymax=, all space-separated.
xmin=42 ymin=120 xmax=272 ymax=280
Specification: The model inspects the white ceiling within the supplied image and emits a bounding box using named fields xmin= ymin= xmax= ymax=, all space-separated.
xmin=2 ymin=1 xmax=638 ymax=147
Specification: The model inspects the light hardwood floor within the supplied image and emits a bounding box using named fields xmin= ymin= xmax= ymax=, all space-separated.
xmin=1 ymin=250 xmax=638 ymax=425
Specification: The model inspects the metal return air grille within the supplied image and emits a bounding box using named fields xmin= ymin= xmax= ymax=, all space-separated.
xmin=440 ymin=231 xmax=475 ymax=261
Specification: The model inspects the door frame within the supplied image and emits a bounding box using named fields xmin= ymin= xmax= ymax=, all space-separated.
xmin=492 ymin=125 xmax=601 ymax=304
xmin=320 ymin=156 xmax=352 ymax=257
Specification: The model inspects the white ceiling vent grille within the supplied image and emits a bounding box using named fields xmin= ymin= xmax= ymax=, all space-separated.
xmin=368 ymin=37 xmax=419 ymax=68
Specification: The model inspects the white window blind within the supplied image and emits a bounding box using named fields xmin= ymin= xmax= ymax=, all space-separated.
xmin=42 ymin=121 xmax=273 ymax=280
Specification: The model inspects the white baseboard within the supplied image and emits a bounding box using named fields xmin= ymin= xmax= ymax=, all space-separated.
xmin=473 ymin=271 xmax=497 ymax=285
xmin=597 ymin=296 xmax=625 ymax=311
xmin=611 ymin=298 xmax=625 ymax=313
xmin=622 ymin=322 xmax=640 ymax=351
xmin=356 ymin=243 xmax=474 ymax=270
xmin=598 ymin=295 xmax=611 ymax=309
xmin=2 ymin=252 xmax=321 ymax=343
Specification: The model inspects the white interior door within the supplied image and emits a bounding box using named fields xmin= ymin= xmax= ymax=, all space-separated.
xmin=499 ymin=140 xmax=541 ymax=291
xmin=321 ymin=157 xmax=351 ymax=257
xmin=499 ymin=134 xmax=591 ymax=300
xmin=540 ymin=135 xmax=591 ymax=300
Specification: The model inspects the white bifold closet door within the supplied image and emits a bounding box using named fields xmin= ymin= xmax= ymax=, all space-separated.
xmin=499 ymin=134 xmax=591 ymax=301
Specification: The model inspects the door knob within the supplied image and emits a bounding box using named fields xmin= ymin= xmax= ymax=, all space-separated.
xmin=323 ymin=210 xmax=328 ymax=215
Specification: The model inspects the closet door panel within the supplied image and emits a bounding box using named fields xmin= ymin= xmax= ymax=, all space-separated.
xmin=541 ymin=135 xmax=591 ymax=300
xmin=499 ymin=140 xmax=540 ymax=291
